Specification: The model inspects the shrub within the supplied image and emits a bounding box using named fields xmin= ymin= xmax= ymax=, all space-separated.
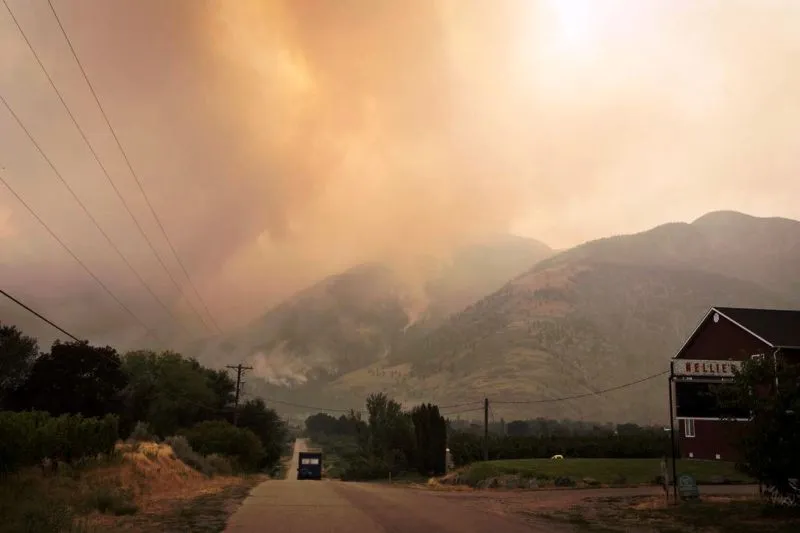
xmin=0 ymin=478 xmax=74 ymax=533
xmin=612 ymin=473 xmax=628 ymax=486
xmin=0 ymin=411 xmax=118 ymax=474
xmin=206 ymin=454 xmax=234 ymax=476
xmin=554 ymin=476 xmax=576 ymax=487
xmin=165 ymin=435 xmax=213 ymax=476
xmin=340 ymin=455 xmax=391 ymax=481
xmin=182 ymin=421 xmax=265 ymax=472
xmin=127 ymin=421 xmax=157 ymax=443
xmin=83 ymin=486 xmax=138 ymax=516
xmin=165 ymin=435 xmax=191 ymax=458
xmin=18 ymin=501 xmax=73 ymax=533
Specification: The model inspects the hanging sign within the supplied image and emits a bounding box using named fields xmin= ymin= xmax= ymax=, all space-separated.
xmin=672 ymin=359 xmax=742 ymax=377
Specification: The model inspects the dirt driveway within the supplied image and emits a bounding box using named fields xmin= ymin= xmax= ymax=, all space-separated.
xmin=419 ymin=483 xmax=760 ymax=512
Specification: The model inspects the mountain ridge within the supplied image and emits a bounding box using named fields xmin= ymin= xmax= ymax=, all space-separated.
xmin=324 ymin=211 xmax=800 ymax=422
xmin=188 ymin=235 xmax=554 ymax=387
xmin=14 ymin=210 xmax=797 ymax=423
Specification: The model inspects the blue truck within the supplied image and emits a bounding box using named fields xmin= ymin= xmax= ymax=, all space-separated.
xmin=297 ymin=452 xmax=323 ymax=480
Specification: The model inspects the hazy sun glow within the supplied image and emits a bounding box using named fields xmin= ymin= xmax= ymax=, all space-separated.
xmin=549 ymin=0 xmax=598 ymax=52
xmin=3 ymin=0 xmax=800 ymax=334
xmin=540 ymin=0 xmax=653 ymax=60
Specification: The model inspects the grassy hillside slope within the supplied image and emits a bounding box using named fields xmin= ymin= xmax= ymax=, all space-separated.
xmin=333 ymin=212 xmax=800 ymax=422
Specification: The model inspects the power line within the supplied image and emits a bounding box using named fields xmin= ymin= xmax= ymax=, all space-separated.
xmin=226 ymin=363 xmax=253 ymax=425
xmin=2 ymin=255 xmax=354 ymax=416
xmin=0 ymin=91 xmax=185 ymax=337
xmin=46 ymin=0 xmax=222 ymax=335
xmin=267 ymin=398 xmax=481 ymax=416
xmin=264 ymin=397 xmax=358 ymax=413
xmin=441 ymin=406 xmax=484 ymax=417
xmin=438 ymin=400 xmax=484 ymax=410
xmin=257 ymin=370 xmax=669 ymax=419
xmin=0 ymin=172 xmax=162 ymax=343
xmin=0 ymin=288 xmax=82 ymax=342
xmin=439 ymin=371 xmax=669 ymax=415
xmin=0 ymin=286 xmax=232 ymax=415
xmin=213 ymin=370 xmax=670 ymax=416
xmin=492 ymin=370 xmax=670 ymax=405
xmin=192 ymin=368 xmax=670 ymax=416
xmin=2 ymin=0 xmax=212 ymax=335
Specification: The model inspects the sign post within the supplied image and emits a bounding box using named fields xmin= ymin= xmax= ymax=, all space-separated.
xmin=668 ymin=369 xmax=679 ymax=504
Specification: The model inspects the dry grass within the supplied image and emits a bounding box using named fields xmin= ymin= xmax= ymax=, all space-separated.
xmin=0 ymin=441 xmax=262 ymax=533
xmin=91 ymin=442 xmax=257 ymax=527
xmin=534 ymin=495 xmax=800 ymax=533
xmin=423 ymin=478 xmax=474 ymax=492
xmin=101 ymin=478 xmax=261 ymax=533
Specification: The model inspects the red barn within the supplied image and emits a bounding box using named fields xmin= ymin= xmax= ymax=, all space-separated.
xmin=670 ymin=307 xmax=800 ymax=461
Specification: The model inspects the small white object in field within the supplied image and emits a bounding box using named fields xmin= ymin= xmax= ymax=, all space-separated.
xmin=551 ymin=454 xmax=564 ymax=460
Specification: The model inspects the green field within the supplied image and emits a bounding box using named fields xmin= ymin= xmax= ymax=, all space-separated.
xmin=462 ymin=458 xmax=753 ymax=486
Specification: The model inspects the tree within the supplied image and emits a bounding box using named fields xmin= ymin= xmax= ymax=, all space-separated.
xmin=506 ymin=420 xmax=530 ymax=437
xmin=203 ymin=366 xmax=237 ymax=412
xmin=347 ymin=409 xmax=370 ymax=453
xmin=237 ymin=398 xmax=288 ymax=470
xmin=616 ymin=423 xmax=645 ymax=436
xmin=305 ymin=411 xmax=366 ymax=437
xmin=718 ymin=356 xmax=800 ymax=497
xmin=411 ymin=403 xmax=446 ymax=475
xmin=305 ymin=412 xmax=340 ymax=436
xmin=0 ymin=323 xmax=38 ymax=403
xmin=182 ymin=420 xmax=265 ymax=472
xmin=364 ymin=393 xmax=415 ymax=474
xmin=120 ymin=350 xmax=231 ymax=437
xmin=7 ymin=340 xmax=127 ymax=417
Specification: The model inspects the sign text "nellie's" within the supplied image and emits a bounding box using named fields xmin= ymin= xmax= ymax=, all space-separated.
xmin=672 ymin=359 xmax=742 ymax=377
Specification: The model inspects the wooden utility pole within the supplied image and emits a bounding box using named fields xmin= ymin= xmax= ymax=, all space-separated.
xmin=226 ymin=364 xmax=252 ymax=426
xmin=483 ymin=397 xmax=489 ymax=461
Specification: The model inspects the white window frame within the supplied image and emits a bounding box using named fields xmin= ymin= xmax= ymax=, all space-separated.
xmin=684 ymin=418 xmax=696 ymax=438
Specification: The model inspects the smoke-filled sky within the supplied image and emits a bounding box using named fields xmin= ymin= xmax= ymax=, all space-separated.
xmin=1 ymin=0 xmax=800 ymax=343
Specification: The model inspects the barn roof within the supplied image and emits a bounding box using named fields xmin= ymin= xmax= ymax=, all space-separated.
xmin=713 ymin=307 xmax=800 ymax=349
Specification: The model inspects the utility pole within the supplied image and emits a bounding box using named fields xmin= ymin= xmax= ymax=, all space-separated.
xmin=226 ymin=364 xmax=253 ymax=426
xmin=483 ymin=397 xmax=489 ymax=461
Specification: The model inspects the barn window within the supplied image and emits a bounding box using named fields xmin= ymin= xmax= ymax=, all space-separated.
xmin=684 ymin=419 xmax=696 ymax=438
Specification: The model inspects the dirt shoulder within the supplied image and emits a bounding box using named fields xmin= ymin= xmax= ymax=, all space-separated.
xmin=533 ymin=494 xmax=800 ymax=533
xmin=411 ymin=484 xmax=797 ymax=533
xmin=103 ymin=476 xmax=262 ymax=532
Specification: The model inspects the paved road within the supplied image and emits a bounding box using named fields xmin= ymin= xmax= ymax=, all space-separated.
xmin=284 ymin=437 xmax=308 ymax=480
xmin=226 ymin=439 xmax=760 ymax=532
xmin=225 ymin=439 xmax=555 ymax=532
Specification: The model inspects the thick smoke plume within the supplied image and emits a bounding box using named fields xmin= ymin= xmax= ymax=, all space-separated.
xmin=1 ymin=0 xmax=800 ymax=343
